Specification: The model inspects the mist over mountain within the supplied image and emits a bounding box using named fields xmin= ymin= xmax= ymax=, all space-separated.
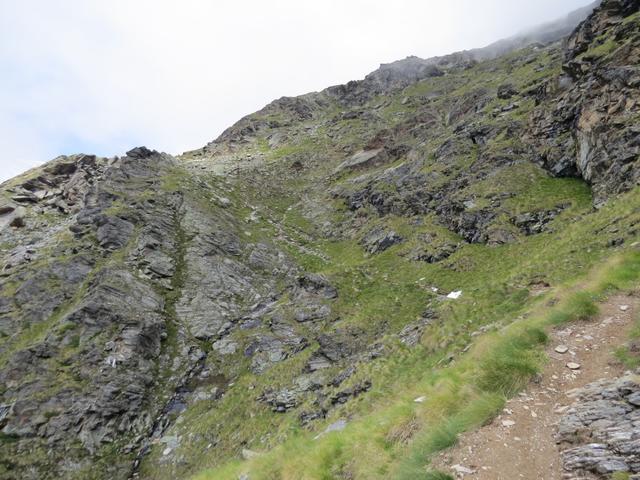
xmin=471 ymin=0 xmax=602 ymax=60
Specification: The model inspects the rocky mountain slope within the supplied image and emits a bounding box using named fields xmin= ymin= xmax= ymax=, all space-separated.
xmin=1 ymin=1 xmax=639 ymax=479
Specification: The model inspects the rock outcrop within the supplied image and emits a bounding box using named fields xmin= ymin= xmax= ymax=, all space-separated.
xmin=528 ymin=0 xmax=640 ymax=204
xmin=558 ymin=372 xmax=640 ymax=478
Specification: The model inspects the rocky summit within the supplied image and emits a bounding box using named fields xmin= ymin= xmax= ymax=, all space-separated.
xmin=1 ymin=1 xmax=640 ymax=479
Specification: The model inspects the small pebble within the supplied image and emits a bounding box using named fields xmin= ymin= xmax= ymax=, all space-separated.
xmin=566 ymin=362 xmax=581 ymax=370
xmin=555 ymin=345 xmax=569 ymax=354
xmin=502 ymin=420 xmax=516 ymax=427
xmin=620 ymin=305 xmax=630 ymax=312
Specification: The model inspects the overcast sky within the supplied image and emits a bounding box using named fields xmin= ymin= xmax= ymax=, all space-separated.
xmin=0 ymin=0 xmax=592 ymax=181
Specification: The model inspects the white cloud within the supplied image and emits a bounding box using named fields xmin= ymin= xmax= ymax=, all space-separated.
xmin=0 ymin=0 xmax=592 ymax=181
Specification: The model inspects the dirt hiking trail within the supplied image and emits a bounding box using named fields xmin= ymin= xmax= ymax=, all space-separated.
xmin=433 ymin=294 xmax=639 ymax=480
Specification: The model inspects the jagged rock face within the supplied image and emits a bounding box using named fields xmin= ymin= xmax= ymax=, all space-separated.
xmin=326 ymin=56 xmax=446 ymax=107
xmin=204 ymin=94 xmax=330 ymax=153
xmin=0 ymin=149 xmax=189 ymax=479
xmin=0 ymin=147 xmax=341 ymax=479
xmin=558 ymin=372 xmax=640 ymax=478
xmin=528 ymin=0 xmax=640 ymax=204
xmin=1 ymin=1 xmax=639 ymax=479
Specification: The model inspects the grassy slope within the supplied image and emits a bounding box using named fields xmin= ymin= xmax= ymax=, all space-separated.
xmin=190 ymin=189 xmax=640 ymax=480
xmin=140 ymin=33 xmax=640 ymax=480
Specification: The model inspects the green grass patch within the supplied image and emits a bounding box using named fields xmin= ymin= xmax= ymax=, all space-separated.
xmin=548 ymin=291 xmax=599 ymax=324
xmin=477 ymin=327 xmax=547 ymax=395
xmin=612 ymin=473 xmax=632 ymax=480
xmin=615 ymin=305 xmax=640 ymax=369
xmin=180 ymin=168 xmax=640 ymax=480
xmin=191 ymin=248 xmax=640 ymax=480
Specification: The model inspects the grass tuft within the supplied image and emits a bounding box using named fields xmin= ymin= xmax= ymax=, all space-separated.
xmin=548 ymin=291 xmax=599 ymax=324
xmin=614 ymin=310 xmax=640 ymax=369
xmin=477 ymin=327 xmax=547 ymax=395
xmin=596 ymin=251 xmax=640 ymax=293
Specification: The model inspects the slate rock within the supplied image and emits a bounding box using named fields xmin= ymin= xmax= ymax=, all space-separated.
xmin=361 ymin=227 xmax=404 ymax=254
xmin=297 ymin=273 xmax=338 ymax=299
xmin=96 ymin=216 xmax=134 ymax=250
xmin=559 ymin=372 xmax=640 ymax=477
